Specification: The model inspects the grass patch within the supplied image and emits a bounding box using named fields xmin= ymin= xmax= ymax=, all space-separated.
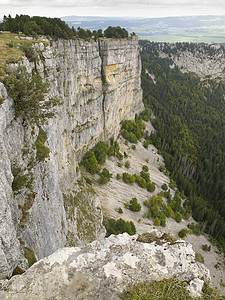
xmin=24 ymin=246 xmax=37 ymax=267
xmin=35 ymin=126 xmax=50 ymax=161
xmin=120 ymin=278 xmax=225 ymax=300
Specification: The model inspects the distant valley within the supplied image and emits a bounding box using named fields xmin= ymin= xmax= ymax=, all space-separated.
xmin=62 ymin=15 xmax=225 ymax=44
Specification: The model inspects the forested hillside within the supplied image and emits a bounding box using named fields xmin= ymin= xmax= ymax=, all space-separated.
xmin=140 ymin=40 xmax=225 ymax=252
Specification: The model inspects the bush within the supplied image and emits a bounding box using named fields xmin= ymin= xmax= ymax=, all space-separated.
xmin=117 ymin=162 xmax=123 ymax=168
xmin=159 ymin=165 xmax=165 ymax=172
xmin=35 ymin=126 xmax=50 ymax=162
xmin=99 ymin=174 xmax=108 ymax=184
xmin=124 ymin=152 xmax=128 ymax=158
xmin=116 ymin=174 xmax=121 ymax=180
xmin=178 ymin=228 xmax=188 ymax=238
xmin=140 ymin=170 xmax=150 ymax=183
xmin=188 ymin=222 xmax=201 ymax=236
xmin=195 ymin=252 xmax=204 ymax=264
xmin=131 ymin=145 xmax=136 ymax=150
xmin=118 ymin=207 xmax=123 ymax=214
xmin=142 ymin=165 xmax=149 ymax=172
xmin=3 ymin=66 xmax=58 ymax=121
xmin=174 ymin=211 xmax=182 ymax=223
xmin=101 ymin=168 xmax=112 ymax=180
xmin=93 ymin=141 xmax=108 ymax=165
xmin=83 ymin=150 xmax=100 ymax=174
xmin=154 ymin=216 xmax=161 ymax=226
xmin=104 ymin=218 xmax=136 ymax=237
xmin=125 ymin=160 xmax=130 ymax=169
xmin=161 ymin=183 xmax=168 ymax=191
xmin=202 ymin=244 xmax=211 ymax=251
xmin=122 ymin=172 xmax=135 ymax=184
xmin=129 ymin=198 xmax=141 ymax=212
xmin=146 ymin=182 xmax=155 ymax=192
xmin=135 ymin=175 xmax=146 ymax=188
xmin=170 ymin=179 xmax=176 ymax=189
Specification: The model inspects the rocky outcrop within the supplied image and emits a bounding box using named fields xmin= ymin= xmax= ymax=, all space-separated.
xmin=0 ymin=232 xmax=210 ymax=299
xmin=0 ymin=37 xmax=143 ymax=279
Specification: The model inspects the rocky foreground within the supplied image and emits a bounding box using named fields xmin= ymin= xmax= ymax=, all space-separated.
xmin=0 ymin=231 xmax=210 ymax=299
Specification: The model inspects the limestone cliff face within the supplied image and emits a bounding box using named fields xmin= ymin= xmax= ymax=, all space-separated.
xmin=0 ymin=37 xmax=143 ymax=279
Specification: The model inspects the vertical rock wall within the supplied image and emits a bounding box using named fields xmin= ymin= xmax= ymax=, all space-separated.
xmin=0 ymin=36 xmax=143 ymax=279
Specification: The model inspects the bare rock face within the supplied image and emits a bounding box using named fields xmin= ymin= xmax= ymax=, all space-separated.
xmin=0 ymin=37 xmax=143 ymax=279
xmin=0 ymin=232 xmax=210 ymax=299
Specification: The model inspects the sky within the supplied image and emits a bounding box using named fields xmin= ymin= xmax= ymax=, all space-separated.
xmin=1 ymin=0 xmax=225 ymax=20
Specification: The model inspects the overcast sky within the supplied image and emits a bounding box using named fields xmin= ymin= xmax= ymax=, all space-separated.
xmin=1 ymin=0 xmax=225 ymax=20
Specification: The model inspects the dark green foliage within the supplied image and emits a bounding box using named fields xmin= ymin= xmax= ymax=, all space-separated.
xmin=104 ymin=218 xmax=136 ymax=237
xmin=129 ymin=198 xmax=141 ymax=212
xmin=122 ymin=172 xmax=135 ymax=184
xmin=174 ymin=211 xmax=182 ymax=223
xmin=178 ymin=228 xmax=188 ymax=238
xmin=140 ymin=170 xmax=150 ymax=183
xmin=140 ymin=108 xmax=152 ymax=121
xmin=131 ymin=145 xmax=136 ymax=150
xmin=93 ymin=141 xmax=108 ymax=165
xmin=121 ymin=118 xmax=146 ymax=143
xmin=154 ymin=216 xmax=161 ymax=226
xmin=146 ymin=182 xmax=155 ymax=192
xmin=104 ymin=26 xmax=128 ymax=38
xmin=141 ymin=41 xmax=225 ymax=252
xmin=116 ymin=174 xmax=121 ymax=180
xmin=82 ymin=150 xmax=100 ymax=174
xmin=3 ymin=66 xmax=59 ymax=121
xmin=161 ymin=183 xmax=168 ymax=190
xmin=35 ymin=126 xmax=50 ymax=162
xmin=134 ymin=175 xmax=146 ymax=188
xmin=20 ymin=41 xmax=37 ymax=62
xmin=142 ymin=165 xmax=149 ymax=172
xmin=202 ymin=244 xmax=211 ymax=251
xmin=99 ymin=174 xmax=108 ymax=184
xmin=99 ymin=168 xmax=112 ymax=184
xmin=84 ymin=177 xmax=92 ymax=185
xmin=118 ymin=207 xmax=123 ymax=214
xmin=124 ymin=152 xmax=128 ymax=158
xmin=188 ymin=222 xmax=201 ymax=236
xmin=12 ymin=167 xmax=30 ymax=192
xmin=125 ymin=160 xmax=130 ymax=169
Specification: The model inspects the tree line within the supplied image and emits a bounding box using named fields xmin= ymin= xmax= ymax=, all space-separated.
xmin=140 ymin=40 xmax=225 ymax=252
xmin=0 ymin=14 xmax=130 ymax=40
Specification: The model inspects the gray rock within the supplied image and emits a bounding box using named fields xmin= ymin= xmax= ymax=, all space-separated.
xmin=0 ymin=232 xmax=210 ymax=299
xmin=0 ymin=37 xmax=143 ymax=278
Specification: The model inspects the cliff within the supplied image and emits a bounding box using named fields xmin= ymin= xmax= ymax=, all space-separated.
xmin=0 ymin=232 xmax=210 ymax=299
xmin=0 ymin=36 xmax=143 ymax=279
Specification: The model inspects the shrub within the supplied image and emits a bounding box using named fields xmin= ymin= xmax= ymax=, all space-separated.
xmin=84 ymin=177 xmax=92 ymax=185
xmin=3 ymin=66 xmax=58 ymax=121
xmin=131 ymin=145 xmax=136 ymax=150
xmin=129 ymin=197 xmax=141 ymax=212
xmin=154 ymin=216 xmax=161 ymax=226
xmin=135 ymin=175 xmax=146 ymax=188
xmin=117 ymin=152 xmax=124 ymax=160
xmin=170 ymin=179 xmax=176 ymax=189
xmin=124 ymin=152 xmax=128 ymax=158
xmin=93 ymin=141 xmax=108 ymax=165
xmin=116 ymin=174 xmax=121 ymax=180
xmin=145 ymin=158 xmax=149 ymax=163
xmin=140 ymin=170 xmax=150 ymax=183
xmin=122 ymin=172 xmax=135 ymax=184
xmin=83 ymin=150 xmax=100 ymax=174
xmin=163 ymin=203 xmax=173 ymax=218
xmin=202 ymin=244 xmax=211 ymax=251
xmin=118 ymin=207 xmax=123 ymax=214
xmin=188 ymin=222 xmax=201 ymax=236
xmin=159 ymin=165 xmax=165 ymax=172
xmin=142 ymin=165 xmax=149 ymax=172
xmin=101 ymin=168 xmax=112 ymax=180
xmin=146 ymin=182 xmax=155 ymax=192
xmin=174 ymin=211 xmax=182 ymax=223
xmin=104 ymin=218 xmax=136 ymax=237
xmin=99 ymin=174 xmax=108 ymax=184
xmin=117 ymin=162 xmax=123 ymax=168
xmin=195 ymin=252 xmax=204 ymax=264
xmin=125 ymin=160 xmax=130 ymax=169
xmin=35 ymin=126 xmax=50 ymax=162
xmin=161 ymin=183 xmax=168 ymax=191
xmin=178 ymin=228 xmax=188 ymax=238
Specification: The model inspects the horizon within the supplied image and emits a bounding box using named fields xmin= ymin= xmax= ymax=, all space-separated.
xmin=1 ymin=0 xmax=225 ymax=20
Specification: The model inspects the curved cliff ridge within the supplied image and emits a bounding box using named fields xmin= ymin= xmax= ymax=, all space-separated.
xmin=0 ymin=37 xmax=143 ymax=279
xmin=0 ymin=232 xmax=210 ymax=300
